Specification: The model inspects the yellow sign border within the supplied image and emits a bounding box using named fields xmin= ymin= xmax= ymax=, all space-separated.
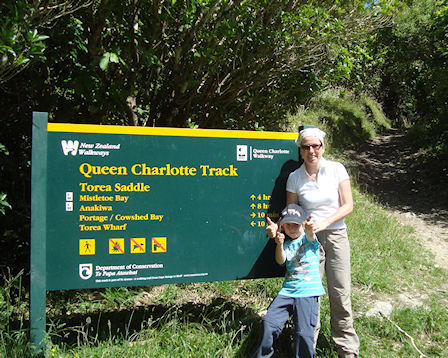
xmin=47 ymin=123 xmax=298 ymax=140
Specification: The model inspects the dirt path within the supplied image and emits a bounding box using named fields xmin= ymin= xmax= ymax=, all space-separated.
xmin=345 ymin=128 xmax=448 ymax=270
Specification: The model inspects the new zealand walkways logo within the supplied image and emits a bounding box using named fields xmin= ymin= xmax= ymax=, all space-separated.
xmin=61 ymin=139 xmax=121 ymax=157
xmin=61 ymin=140 xmax=79 ymax=156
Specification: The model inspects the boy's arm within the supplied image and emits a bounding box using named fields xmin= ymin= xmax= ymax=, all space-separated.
xmin=304 ymin=216 xmax=316 ymax=242
xmin=274 ymin=232 xmax=286 ymax=265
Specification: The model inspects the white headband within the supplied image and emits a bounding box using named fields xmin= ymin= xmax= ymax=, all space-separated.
xmin=295 ymin=128 xmax=326 ymax=147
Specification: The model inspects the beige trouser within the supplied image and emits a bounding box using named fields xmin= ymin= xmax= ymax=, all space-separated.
xmin=315 ymin=229 xmax=360 ymax=357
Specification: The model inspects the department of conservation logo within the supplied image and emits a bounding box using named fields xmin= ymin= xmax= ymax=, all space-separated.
xmin=79 ymin=263 xmax=93 ymax=280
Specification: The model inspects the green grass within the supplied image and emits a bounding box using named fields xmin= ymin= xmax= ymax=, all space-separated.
xmin=348 ymin=189 xmax=439 ymax=294
xmin=286 ymin=88 xmax=391 ymax=152
xmin=1 ymin=185 xmax=447 ymax=357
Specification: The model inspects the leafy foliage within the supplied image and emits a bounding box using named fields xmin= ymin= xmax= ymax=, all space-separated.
xmin=0 ymin=1 xmax=91 ymax=84
xmin=0 ymin=193 xmax=12 ymax=215
xmin=0 ymin=1 xmax=387 ymax=271
xmin=361 ymin=0 xmax=448 ymax=169
xmin=1 ymin=0 xmax=383 ymax=127
xmin=0 ymin=1 xmax=47 ymax=83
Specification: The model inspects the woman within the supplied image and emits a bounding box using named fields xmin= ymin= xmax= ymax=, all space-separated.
xmin=267 ymin=127 xmax=360 ymax=358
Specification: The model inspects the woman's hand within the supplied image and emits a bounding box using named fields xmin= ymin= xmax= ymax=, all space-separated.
xmin=311 ymin=219 xmax=330 ymax=233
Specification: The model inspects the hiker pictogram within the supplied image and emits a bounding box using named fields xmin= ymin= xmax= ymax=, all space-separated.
xmin=79 ymin=239 xmax=95 ymax=255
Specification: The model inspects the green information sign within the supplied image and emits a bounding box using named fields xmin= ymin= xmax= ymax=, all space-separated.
xmin=30 ymin=112 xmax=301 ymax=350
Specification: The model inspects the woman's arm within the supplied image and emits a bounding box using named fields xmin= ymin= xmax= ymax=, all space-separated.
xmin=286 ymin=191 xmax=299 ymax=205
xmin=313 ymin=179 xmax=353 ymax=232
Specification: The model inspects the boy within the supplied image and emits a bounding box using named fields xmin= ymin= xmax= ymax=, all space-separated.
xmin=253 ymin=204 xmax=325 ymax=358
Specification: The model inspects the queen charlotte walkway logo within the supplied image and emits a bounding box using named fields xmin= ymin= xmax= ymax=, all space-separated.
xmin=236 ymin=144 xmax=291 ymax=161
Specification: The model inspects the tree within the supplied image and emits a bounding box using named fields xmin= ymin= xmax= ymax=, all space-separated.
xmin=0 ymin=0 xmax=385 ymax=128
xmin=374 ymin=1 xmax=448 ymax=157
xmin=0 ymin=0 xmax=390 ymax=272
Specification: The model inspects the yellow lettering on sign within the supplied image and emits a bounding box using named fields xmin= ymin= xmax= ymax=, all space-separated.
xmin=79 ymin=163 xmax=128 ymax=178
xmin=199 ymin=165 xmax=238 ymax=176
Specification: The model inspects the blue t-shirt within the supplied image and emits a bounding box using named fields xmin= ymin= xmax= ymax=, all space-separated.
xmin=278 ymin=233 xmax=325 ymax=298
